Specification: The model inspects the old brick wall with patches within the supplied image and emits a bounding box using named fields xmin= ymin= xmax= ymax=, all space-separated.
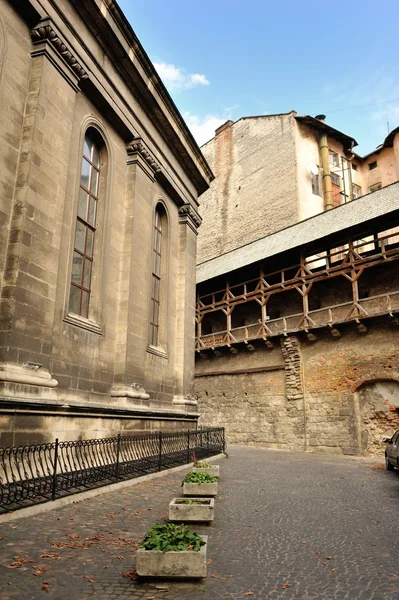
xmin=195 ymin=322 xmax=399 ymax=456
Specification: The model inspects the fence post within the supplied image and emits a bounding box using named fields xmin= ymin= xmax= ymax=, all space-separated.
xmin=186 ymin=429 xmax=191 ymax=463
xmin=115 ymin=434 xmax=121 ymax=480
xmin=51 ymin=439 xmax=59 ymax=501
xmin=158 ymin=431 xmax=163 ymax=471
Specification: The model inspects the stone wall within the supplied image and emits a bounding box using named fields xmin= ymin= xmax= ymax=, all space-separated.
xmin=195 ymin=321 xmax=399 ymax=456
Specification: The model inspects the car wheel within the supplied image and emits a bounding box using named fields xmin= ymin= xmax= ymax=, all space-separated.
xmin=386 ymin=455 xmax=394 ymax=471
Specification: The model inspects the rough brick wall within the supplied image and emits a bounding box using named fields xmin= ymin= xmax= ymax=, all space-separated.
xmin=195 ymin=321 xmax=399 ymax=456
xmin=197 ymin=114 xmax=299 ymax=264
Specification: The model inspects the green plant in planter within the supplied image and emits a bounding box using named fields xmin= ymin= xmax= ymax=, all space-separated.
xmin=180 ymin=499 xmax=208 ymax=505
xmin=183 ymin=472 xmax=218 ymax=484
xmin=196 ymin=461 xmax=212 ymax=468
xmin=139 ymin=523 xmax=205 ymax=553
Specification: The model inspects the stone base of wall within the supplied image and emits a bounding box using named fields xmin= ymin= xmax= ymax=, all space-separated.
xmin=0 ymin=398 xmax=198 ymax=447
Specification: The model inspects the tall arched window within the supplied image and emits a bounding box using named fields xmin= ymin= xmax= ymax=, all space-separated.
xmin=69 ymin=131 xmax=101 ymax=318
xmin=150 ymin=204 xmax=168 ymax=348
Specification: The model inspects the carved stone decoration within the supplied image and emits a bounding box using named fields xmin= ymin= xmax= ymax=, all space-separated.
xmin=31 ymin=18 xmax=88 ymax=81
xmin=173 ymin=393 xmax=198 ymax=407
xmin=126 ymin=138 xmax=161 ymax=174
xmin=178 ymin=203 xmax=202 ymax=233
xmin=110 ymin=383 xmax=150 ymax=400
xmin=0 ymin=363 xmax=58 ymax=387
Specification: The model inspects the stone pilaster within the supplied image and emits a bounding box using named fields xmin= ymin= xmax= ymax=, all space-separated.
xmin=110 ymin=140 xmax=161 ymax=405
xmin=173 ymin=204 xmax=202 ymax=412
xmin=0 ymin=18 xmax=80 ymax=396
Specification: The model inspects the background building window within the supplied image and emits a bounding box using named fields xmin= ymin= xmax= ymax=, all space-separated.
xmin=369 ymin=182 xmax=382 ymax=193
xmin=69 ymin=132 xmax=100 ymax=318
xmin=331 ymin=172 xmax=341 ymax=206
xmin=311 ymin=172 xmax=321 ymax=196
xmin=329 ymin=151 xmax=339 ymax=167
xmin=352 ymin=163 xmax=358 ymax=171
xmin=369 ymin=161 xmax=378 ymax=170
xmin=352 ymin=183 xmax=362 ymax=199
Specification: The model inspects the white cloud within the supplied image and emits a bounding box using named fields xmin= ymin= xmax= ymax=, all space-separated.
xmin=183 ymin=113 xmax=227 ymax=146
xmin=154 ymin=62 xmax=210 ymax=91
xmin=187 ymin=73 xmax=210 ymax=87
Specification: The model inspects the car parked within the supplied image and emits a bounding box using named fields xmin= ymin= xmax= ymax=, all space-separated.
xmin=384 ymin=430 xmax=399 ymax=470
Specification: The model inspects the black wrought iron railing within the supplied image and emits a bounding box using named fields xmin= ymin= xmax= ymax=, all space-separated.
xmin=0 ymin=427 xmax=225 ymax=513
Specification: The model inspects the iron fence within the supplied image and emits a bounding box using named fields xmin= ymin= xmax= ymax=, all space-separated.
xmin=0 ymin=427 xmax=225 ymax=513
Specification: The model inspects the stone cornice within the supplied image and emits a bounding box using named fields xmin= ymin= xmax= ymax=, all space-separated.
xmin=126 ymin=138 xmax=162 ymax=174
xmin=179 ymin=203 xmax=202 ymax=233
xmin=31 ymin=18 xmax=88 ymax=82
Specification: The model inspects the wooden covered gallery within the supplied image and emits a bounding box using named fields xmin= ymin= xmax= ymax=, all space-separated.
xmin=195 ymin=183 xmax=399 ymax=456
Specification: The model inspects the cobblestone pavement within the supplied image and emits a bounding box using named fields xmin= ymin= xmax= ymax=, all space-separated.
xmin=0 ymin=446 xmax=398 ymax=600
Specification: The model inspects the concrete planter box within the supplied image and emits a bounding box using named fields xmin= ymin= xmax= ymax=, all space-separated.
xmin=183 ymin=482 xmax=218 ymax=496
xmin=192 ymin=465 xmax=220 ymax=478
xmin=169 ymin=497 xmax=215 ymax=522
xmin=136 ymin=535 xmax=208 ymax=578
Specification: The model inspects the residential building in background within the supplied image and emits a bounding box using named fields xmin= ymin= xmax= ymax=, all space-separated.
xmin=198 ymin=113 xmax=399 ymax=265
xmin=0 ymin=0 xmax=212 ymax=446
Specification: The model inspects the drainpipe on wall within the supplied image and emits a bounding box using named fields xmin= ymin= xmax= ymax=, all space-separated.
xmin=316 ymin=114 xmax=333 ymax=211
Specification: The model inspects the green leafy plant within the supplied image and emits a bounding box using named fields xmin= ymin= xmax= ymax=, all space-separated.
xmin=183 ymin=472 xmax=218 ymax=484
xmin=196 ymin=461 xmax=212 ymax=468
xmin=139 ymin=523 xmax=205 ymax=553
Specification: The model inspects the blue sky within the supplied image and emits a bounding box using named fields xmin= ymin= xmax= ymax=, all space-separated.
xmin=118 ymin=0 xmax=399 ymax=155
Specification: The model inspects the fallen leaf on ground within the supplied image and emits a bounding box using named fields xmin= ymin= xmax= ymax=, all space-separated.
xmin=41 ymin=582 xmax=50 ymax=593
xmin=83 ymin=576 xmax=95 ymax=583
xmin=39 ymin=553 xmax=61 ymax=561
xmin=207 ymin=558 xmax=213 ymax=565
xmin=244 ymin=591 xmax=254 ymax=596
xmin=281 ymin=584 xmax=291 ymax=589
xmin=4 ymin=556 xmax=33 ymax=569
xmin=120 ymin=569 xmax=137 ymax=580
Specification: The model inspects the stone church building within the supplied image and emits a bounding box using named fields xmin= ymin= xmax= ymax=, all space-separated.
xmin=0 ymin=0 xmax=213 ymax=447
xmin=195 ymin=115 xmax=399 ymax=456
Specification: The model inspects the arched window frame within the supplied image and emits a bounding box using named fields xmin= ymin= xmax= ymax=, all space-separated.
xmin=64 ymin=123 xmax=110 ymax=334
xmin=148 ymin=201 xmax=169 ymax=354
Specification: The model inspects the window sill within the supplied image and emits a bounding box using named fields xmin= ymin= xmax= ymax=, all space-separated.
xmin=64 ymin=313 xmax=103 ymax=335
xmin=147 ymin=345 xmax=168 ymax=359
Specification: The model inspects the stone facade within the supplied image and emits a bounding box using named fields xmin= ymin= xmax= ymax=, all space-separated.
xmin=0 ymin=0 xmax=212 ymax=446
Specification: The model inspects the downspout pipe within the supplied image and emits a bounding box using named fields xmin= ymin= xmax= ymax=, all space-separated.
xmin=316 ymin=115 xmax=333 ymax=211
